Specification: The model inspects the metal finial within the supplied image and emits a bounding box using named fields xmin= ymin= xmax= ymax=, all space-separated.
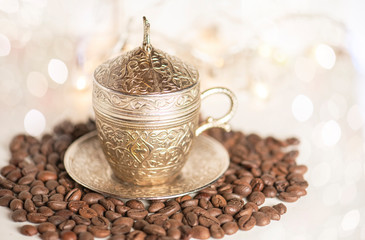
xmin=142 ymin=16 xmax=151 ymax=53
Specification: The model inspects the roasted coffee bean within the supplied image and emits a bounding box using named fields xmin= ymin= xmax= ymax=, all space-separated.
xmin=64 ymin=188 xmax=82 ymax=201
xmin=18 ymin=175 xmax=35 ymax=185
xmin=217 ymin=214 xmax=233 ymax=225
xmin=48 ymin=215 xmax=67 ymax=226
xmin=56 ymin=209 xmax=74 ymax=218
xmin=222 ymin=221 xmax=238 ymax=235
xmin=126 ymin=208 xmax=148 ymax=220
xmin=253 ymin=212 xmax=270 ymax=226
xmin=278 ymin=192 xmax=299 ymax=202
xmin=181 ymin=199 xmax=199 ymax=208
xmin=61 ymin=231 xmax=77 ymax=240
xmin=37 ymin=171 xmax=57 ymax=182
xmin=109 ymin=234 xmax=126 ymax=240
xmin=191 ymin=225 xmax=210 ymax=239
xmin=222 ymin=204 xmax=240 ymax=215
xmin=240 ymin=216 xmax=256 ymax=231
xmin=90 ymin=203 xmax=105 ymax=216
xmin=116 ymin=205 xmax=131 ymax=215
xmin=0 ymin=195 xmax=15 ymax=206
xmin=113 ymin=217 xmax=134 ymax=227
xmin=211 ymin=194 xmax=227 ymax=208
xmin=27 ymin=212 xmax=48 ymax=223
xmin=40 ymin=231 xmax=59 ymax=240
xmin=194 ymin=192 xmax=212 ymax=201
xmin=31 ymin=185 xmax=49 ymax=195
xmin=6 ymin=168 xmax=22 ymax=182
xmin=99 ymin=198 xmax=115 ymax=211
xmin=82 ymin=193 xmax=104 ymax=205
xmin=73 ymin=224 xmax=88 ymax=234
xmin=126 ymin=199 xmax=144 ymax=209
xmin=72 ymin=214 xmax=91 ymax=225
xmin=133 ymin=219 xmax=149 ymax=230
xmin=143 ymin=224 xmax=166 ymax=236
xmin=49 ymin=193 xmax=64 ymax=201
xmin=79 ymin=207 xmax=98 ymax=218
xmin=170 ymin=212 xmax=183 ymax=223
xmin=12 ymin=184 xmax=30 ymax=193
xmin=24 ymin=199 xmax=36 ymax=213
xmin=274 ymin=180 xmax=289 ymax=192
xmin=148 ymin=201 xmax=165 ymax=213
xmin=107 ymin=197 xmax=124 ymax=207
xmin=20 ymin=224 xmax=38 ymax=236
xmin=1 ymin=164 xmax=16 ymax=176
xmin=210 ymin=224 xmax=224 ymax=239
xmin=163 ymin=219 xmax=182 ymax=230
xmin=273 ymin=203 xmax=287 ymax=215
xmin=234 ymin=207 xmax=252 ymax=220
xmin=286 ymin=185 xmax=307 ymax=197
xmin=185 ymin=212 xmax=198 ymax=227
xmin=232 ymin=184 xmax=252 ymax=197
xmin=207 ymin=208 xmax=222 ymax=217
xmin=68 ymin=200 xmax=87 ymax=212
xmin=243 ymin=202 xmax=259 ymax=212
xmin=259 ymin=206 xmax=280 ymax=220
xmin=250 ymin=178 xmax=264 ymax=192
xmin=58 ymin=219 xmax=76 ymax=230
xmin=33 ymin=194 xmax=48 ymax=207
xmin=127 ymin=230 xmax=147 ymax=240
xmin=0 ymin=177 xmax=15 ymax=189
xmin=10 ymin=198 xmax=23 ymax=211
xmin=91 ymin=216 xmax=110 ymax=227
xmin=38 ymin=206 xmax=55 ymax=217
xmin=48 ymin=200 xmax=68 ymax=210
xmin=199 ymin=214 xmax=220 ymax=228
xmin=0 ymin=189 xmax=14 ymax=197
xmin=198 ymin=198 xmax=212 ymax=210
xmin=111 ymin=224 xmax=132 ymax=235
xmin=167 ymin=227 xmax=181 ymax=239
xmin=88 ymin=225 xmax=111 ymax=238
xmin=262 ymin=186 xmax=277 ymax=198
xmin=12 ymin=209 xmax=27 ymax=222
xmin=38 ymin=222 xmax=57 ymax=233
xmin=46 ymin=180 xmax=59 ymax=191
xmin=157 ymin=200 xmax=180 ymax=217
xmin=247 ymin=192 xmax=265 ymax=206
xmin=105 ymin=210 xmax=122 ymax=221
xmin=146 ymin=213 xmax=168 ymax=224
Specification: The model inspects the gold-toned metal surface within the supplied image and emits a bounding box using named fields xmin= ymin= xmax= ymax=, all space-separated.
xmin=94 ymin=17 xmax=199 ymax=95
xmin=64 ymin=131 xmax=229 ymax=200
xmin=92 ymin=17 xmax=237 ymax=186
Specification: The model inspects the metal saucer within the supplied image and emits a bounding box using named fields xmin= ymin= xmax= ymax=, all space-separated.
xmin=64 ymin=131 xmax=229 ymax=200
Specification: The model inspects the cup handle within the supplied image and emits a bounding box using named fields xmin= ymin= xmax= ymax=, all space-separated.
xmin=195 ymin=87 xmax=237 ymax=136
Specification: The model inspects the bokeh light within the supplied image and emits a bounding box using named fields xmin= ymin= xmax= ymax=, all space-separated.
xmin=341 ymin=209 xmax=360 ymax=231
xmin=292 ymin=94 xmax=313 ymax=122
xmin=26 ymin=71 xmax=48 ymax=97
xmin=321 ymin=120 xmax=341 ymax=146
xmin=0 ymin=33 xmax=11 ymax=56
xmin=48 ymin=59 xmax=68 ymax=84
xmin=314 ymin=43 xmax=336 ymax=69
xmin=75 ymin=75 xmax=87 ymax=90
xmin=253 ymin=82 xmax=269 ymax=100
xmin=258 ymin=43 xmax=272 ymax=58
xmin=24 ymin=109 xmax=46 ymax=137
xmin=322 ymin=183 xmax=341 ymax=206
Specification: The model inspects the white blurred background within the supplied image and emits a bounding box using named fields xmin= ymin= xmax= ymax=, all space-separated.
xmin=1 ymin=0 xmax=365 ymax=239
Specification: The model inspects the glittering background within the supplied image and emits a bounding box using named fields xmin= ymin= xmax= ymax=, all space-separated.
xmin=1 ymin=0 xmax=365 ymax=239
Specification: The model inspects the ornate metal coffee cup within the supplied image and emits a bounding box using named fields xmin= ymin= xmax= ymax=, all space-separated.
xmin=92 ymin=17 xmax=237 ymax=186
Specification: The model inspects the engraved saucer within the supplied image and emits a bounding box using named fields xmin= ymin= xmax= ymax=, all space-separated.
xmin=64 ymin=131 xmax=229 ymax=200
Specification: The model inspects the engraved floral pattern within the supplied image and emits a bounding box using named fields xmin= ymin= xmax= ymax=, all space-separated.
xmin=94 ymin=47 xmax=199 ymax=95
xmin=95 ymin=117 xmax=198 ymax=185
xmin=64 ymin=132 xmax=229 ymax=199
xmin=93 ymin=83 xmax=199 ymax=114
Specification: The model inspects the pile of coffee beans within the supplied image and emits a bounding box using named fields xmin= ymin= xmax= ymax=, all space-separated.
xmin=0 ymin=119 xmax=308 ymax=240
